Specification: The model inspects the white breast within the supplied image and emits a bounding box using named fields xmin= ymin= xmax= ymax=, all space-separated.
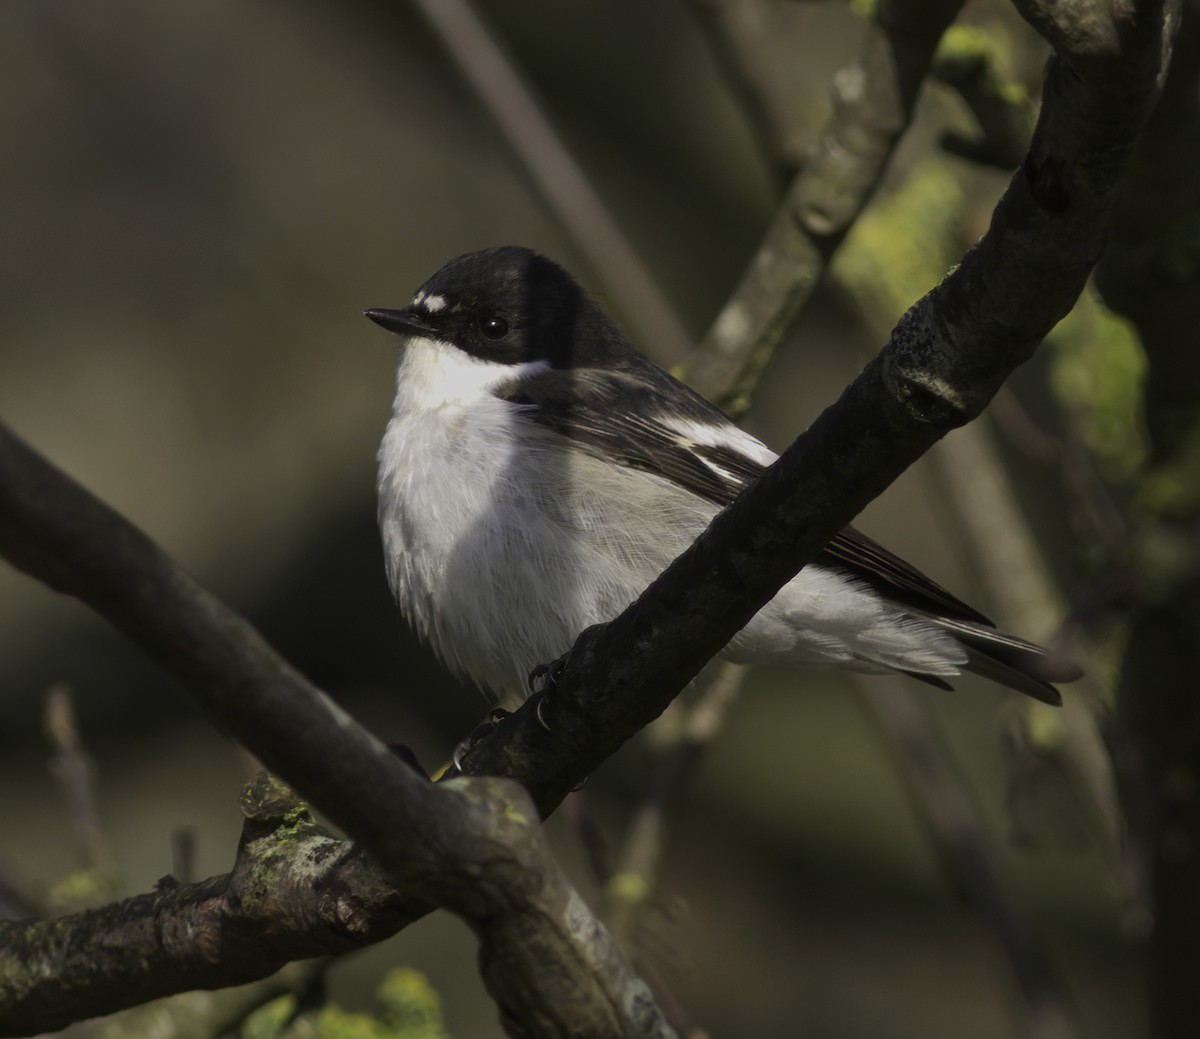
xmin=377 ymin=337 xmax=726 ymax=697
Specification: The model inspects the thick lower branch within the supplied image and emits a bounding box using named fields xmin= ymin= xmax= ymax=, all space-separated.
xmin=0 ymin=776 xmax=416 ymax=1035
xmin=0 ymin=426 xmax=674 ymax=1039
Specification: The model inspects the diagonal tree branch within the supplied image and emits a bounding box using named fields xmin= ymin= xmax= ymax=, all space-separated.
xmin=0 ymin=775 xmax=418 ymax=1031
xmin=459 ymin=0 xmax=1178 ymax=808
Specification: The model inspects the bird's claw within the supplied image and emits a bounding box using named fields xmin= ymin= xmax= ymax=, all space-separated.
xmin=529 ymin=659 xmax=584 ymax=787
xmin=535 ymin=693 xmax=553 ymax=732
xmin=450 ymin=706 xmax=511 ymax=774
xmin=527 ymin=661 xmax=559 ymax=695
xmin=528 ymin=658 xmax=566 ymax=732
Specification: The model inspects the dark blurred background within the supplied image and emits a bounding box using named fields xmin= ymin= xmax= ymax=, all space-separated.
xmin=0 ymin=2 xmax=1142 ymax=1036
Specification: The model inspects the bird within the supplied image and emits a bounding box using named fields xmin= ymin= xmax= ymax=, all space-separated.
xmin=367 ymin=246 xmax=1080 ymax=707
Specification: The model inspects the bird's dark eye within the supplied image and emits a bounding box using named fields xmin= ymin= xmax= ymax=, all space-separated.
xmin=480 ymin=315 xmax=509 ymax=340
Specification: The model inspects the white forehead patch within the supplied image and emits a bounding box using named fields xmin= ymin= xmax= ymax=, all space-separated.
xmin=407 ymin=290 xmax=448 ymax=314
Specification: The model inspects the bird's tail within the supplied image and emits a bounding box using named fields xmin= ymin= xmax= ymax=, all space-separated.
xmin=921 ymin=615 xmax=1082 ymax=706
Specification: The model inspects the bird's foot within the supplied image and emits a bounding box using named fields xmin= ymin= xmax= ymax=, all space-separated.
xmin=449 ymin=706 xmax=511 ymax=775
xmin=528 ymin=658 xmax=588 ymax=790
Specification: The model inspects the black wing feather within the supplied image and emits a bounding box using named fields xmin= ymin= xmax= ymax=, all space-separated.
xmin=819 ymin=526 xmax=993 ymax=626
xmin=497 ymin=366 xmax=744 ymax=507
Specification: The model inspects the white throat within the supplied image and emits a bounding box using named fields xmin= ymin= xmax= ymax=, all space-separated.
xmin=386 ymin=334 xmax=546 ymax=414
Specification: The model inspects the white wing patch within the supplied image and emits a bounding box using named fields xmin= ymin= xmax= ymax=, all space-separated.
xmin=658 ymin=414 xmax=778 ymax=468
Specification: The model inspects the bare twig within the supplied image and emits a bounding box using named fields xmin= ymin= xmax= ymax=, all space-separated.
xmin=931 ymin=24 xmax=1037 ymax=169
xmin=44 ymin=684 xmax=119 ymax=892
xmin=410 ymin=0 xmax=694 ymax=367
xmin=988 ymin=385 xmax=1062 ymax=464
xmin=987 ymin=388 xmax=1128 ymax=551
xmin=924 ymin=421 xmax=1126 ymax=856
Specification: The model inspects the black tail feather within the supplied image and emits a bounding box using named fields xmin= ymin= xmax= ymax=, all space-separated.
xmin=920 ymin=615 xmax=1080 ymax=706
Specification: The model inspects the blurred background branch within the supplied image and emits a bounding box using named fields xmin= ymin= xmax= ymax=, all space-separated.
xmin=602 ymin=663 xmax=747 ymax=953
xmin=686 ymin=0 xmax=808 ymax=186
xmin=1095 ymin=3 xmax=1200 ymax=1036
xmin=44 ymin=684 xmax=122 ymax=910
xmin=930 ymin=25 xmax=1036 ymax=169
xmin=684 ymin=0 xmax=966 ymax=415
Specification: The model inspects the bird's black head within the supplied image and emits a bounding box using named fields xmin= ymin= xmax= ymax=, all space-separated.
xmin=366 ymin=247 xmax=617 ymax=368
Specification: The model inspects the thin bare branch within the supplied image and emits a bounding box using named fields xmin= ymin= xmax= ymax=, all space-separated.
xmin=686 ymin=0 xmax=805 ymax=183
xmin=931 ymin=25 xmax=1037 ymax=169
xmin=44 ymin=684 xmax=119 ymax=894
xmin=923 ymin=418 xmax=1126 ymax=874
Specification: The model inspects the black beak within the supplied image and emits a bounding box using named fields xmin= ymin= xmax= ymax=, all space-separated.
xmin=364 ymin=307 xmax=439 ymax=337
